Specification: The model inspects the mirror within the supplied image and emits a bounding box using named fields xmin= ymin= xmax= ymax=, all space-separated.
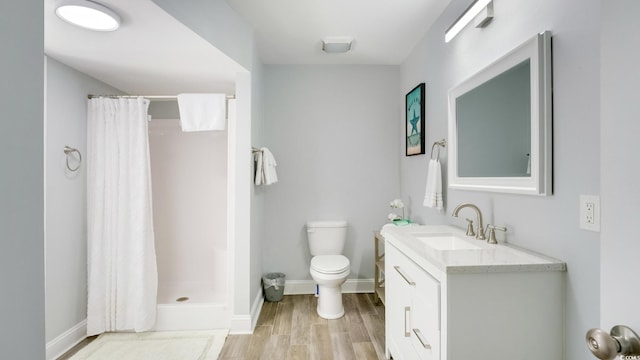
xmin=448 ymin=31 xmax=552 ymax=195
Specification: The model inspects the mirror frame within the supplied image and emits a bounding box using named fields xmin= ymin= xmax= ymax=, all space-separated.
xmin=448 ymin=31 xmax=552 ymax=196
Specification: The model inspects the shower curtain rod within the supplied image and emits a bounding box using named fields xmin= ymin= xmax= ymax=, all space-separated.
xmin=87 ymin=94 xmax=235 ymax=101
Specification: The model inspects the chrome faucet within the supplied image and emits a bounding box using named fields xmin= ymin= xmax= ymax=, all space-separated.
xmin=452 ymin=203 xmax=486 ymax=240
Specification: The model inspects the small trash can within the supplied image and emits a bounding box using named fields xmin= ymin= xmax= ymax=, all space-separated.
xmin=263 ymin=272 xmax=286 ymax=302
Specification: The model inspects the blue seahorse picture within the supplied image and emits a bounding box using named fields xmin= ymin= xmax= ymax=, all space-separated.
xmin=406 ymin=83 xmax=425 ymax=156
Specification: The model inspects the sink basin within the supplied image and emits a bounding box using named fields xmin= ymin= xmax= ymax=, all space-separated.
xmin=415 ymin=233 xmax=481 ymax=251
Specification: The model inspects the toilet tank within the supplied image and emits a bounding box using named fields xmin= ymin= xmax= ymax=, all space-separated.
xmin=306 ymin=220 xmax=348 ymax=256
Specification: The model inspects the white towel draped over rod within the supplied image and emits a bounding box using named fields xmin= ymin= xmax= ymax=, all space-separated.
xmin=89 ymin=94 xmax=235 ymax=131
xmin=88 ymin=94 xmax=235 ymax=101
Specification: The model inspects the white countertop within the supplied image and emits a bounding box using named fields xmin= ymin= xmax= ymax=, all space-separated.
xmin=381 ymin=224 xmax=566 ymax=275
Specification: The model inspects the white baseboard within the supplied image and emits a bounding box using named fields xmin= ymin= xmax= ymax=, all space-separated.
xmin=250 ymin=286 xmax=264 ymax=331
xmin=283 ymin=279 xmax=374 ymax=295
xmin=46 ymin=320 xmax=87 ymax=360
xmin=230 ymin=286 xmax=264 ymax=335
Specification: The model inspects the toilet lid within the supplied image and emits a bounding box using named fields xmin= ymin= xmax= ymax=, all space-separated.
xmin=311 ymin=255 xmax=350 ymax=274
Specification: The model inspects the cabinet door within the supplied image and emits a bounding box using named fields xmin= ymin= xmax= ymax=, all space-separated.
xmin=386 ymin=245 xmax=418 ymax=360
xmin=411 ymin=292 xmax=440 ymax=359
xmin=387 ymin=243 xmax=442 ymax=360
xmin=411 ymin=263 xmax=441 ymax=359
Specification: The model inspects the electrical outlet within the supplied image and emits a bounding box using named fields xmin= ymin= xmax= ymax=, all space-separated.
xmin=585 ymin=202 xmax=594 ymax=224
xmin=580 ymin=195 xmax=600 ymax=232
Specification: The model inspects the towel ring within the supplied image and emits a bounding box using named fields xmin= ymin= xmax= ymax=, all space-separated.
xmin=63 ymin=146 xmax=82 ymax=172
xmin=430 ymin=139 xmax=446 ymax=160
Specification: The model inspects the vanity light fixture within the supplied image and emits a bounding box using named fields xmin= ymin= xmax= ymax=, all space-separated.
xmin=54 ymin=0 xmax=121 ymax=32
xmin=445 ymin=0 xmax=493 ymax=43
xmin=321 ymin=36 xmax=354 ymax=53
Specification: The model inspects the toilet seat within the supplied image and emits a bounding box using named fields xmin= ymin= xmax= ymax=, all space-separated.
xmin=311 ymin=255 xmax=350 ymax=274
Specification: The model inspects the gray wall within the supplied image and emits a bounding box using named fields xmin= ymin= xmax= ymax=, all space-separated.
xmin=262 ymin=65 xmax=401 ymax=281
xmin=400 ymin=0 xmax=601 ymax=359
xmin=600 ymin=0 xmax=640 ymax=331
xmin=148 ymin=101 xmax=180 ymax=119
xmin=44 ymin=57 xmax=124 ymax=346
xmin=0 ymin=2 xmax=45 ymax=358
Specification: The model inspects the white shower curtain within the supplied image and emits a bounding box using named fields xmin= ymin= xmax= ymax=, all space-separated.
xmin=86 ymin=97 xmax=157 ymax=335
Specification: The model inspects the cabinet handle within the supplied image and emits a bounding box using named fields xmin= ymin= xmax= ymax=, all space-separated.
xmin=404 ymin=306 xmax=411 ymax=337
xmin=412 ymin=328 xmax=432 ymax=349
xmin=394 ymin=266 xmax=416 ymax=285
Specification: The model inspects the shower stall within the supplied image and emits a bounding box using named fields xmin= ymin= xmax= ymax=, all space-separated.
xmin=148 ymin=116 xmax=229 ymax=330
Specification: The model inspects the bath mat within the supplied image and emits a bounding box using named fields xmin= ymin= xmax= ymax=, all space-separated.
xmin=69 ymin=330 xmax=228 ymax=360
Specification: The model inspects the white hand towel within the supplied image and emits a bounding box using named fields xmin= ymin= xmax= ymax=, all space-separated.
xmin=254 ymin=150 xmax=264 ymax=185
xmin=260 ymin=147 xmax=278 ymax=185
xmin=254 ymin=147 xmax=278 ymax=185
xmin=423 ymin=159 xmax=443 ymax=210
xmin=177 ymin=93 xmax=226 ymax=132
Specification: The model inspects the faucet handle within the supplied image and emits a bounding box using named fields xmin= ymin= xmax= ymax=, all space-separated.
xmin=465 ymin=218 xmax=476 ymax=237
xmin=486 ymin=224 xmax=507 ymax=244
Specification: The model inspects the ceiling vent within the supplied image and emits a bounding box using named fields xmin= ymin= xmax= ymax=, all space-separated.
xmin=322 ymin=36 xmax=354 ymax=53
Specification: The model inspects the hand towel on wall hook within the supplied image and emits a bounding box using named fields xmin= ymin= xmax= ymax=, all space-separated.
xmin=64 ymin=146 xmax=82 ymax=172
xmin=424 ymin=138 xmax=446 ymax=210
xmin=253 ymin=147 xmax=278 ymax=185
xmin=430 ymin=138 xmax=446 ymax=160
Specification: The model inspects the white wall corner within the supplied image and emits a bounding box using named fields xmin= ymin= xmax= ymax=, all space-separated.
xmin=45 ymin=320 xmax=87 ymax=360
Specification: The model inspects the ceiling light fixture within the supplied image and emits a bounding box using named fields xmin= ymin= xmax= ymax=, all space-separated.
xmin=54 ymin=0 xmax=121 ymax=32
xmin=322 ymin=36 xmax=354 ymax=54
xmin=445 ymin=0 xmax=492 ymax=43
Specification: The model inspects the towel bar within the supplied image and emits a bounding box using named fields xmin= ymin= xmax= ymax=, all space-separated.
xmin=431 ymin=139 xmax=446 ymax=160
xmin=63 ymin=146 xmax=82 ymax=172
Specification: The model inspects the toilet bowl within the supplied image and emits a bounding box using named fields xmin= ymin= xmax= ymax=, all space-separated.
xmin=310 ymin=254 xmax=350 ymax=319
xmin=306 ymin=220 xmax=350 ymax=319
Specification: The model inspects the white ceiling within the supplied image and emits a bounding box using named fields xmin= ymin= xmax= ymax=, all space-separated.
xmin=44 ymin=0 xmax=451 ymax=94
xmin=224 ymin=0 xmax=451 ymax=65
xmin=44 ymin=0 xmax=244 ymax=95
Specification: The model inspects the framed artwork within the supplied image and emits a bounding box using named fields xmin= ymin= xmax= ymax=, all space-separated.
xmin=406 ymin=83 xmax=425 ymax=156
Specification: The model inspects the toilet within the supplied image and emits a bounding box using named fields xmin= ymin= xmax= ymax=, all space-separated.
xmin=306 ymin=220 xmax=350 ymax=319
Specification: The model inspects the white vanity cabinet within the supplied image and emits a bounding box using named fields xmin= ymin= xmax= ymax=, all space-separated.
xmin=383 ymin=225 xmax=566 ymax=360
xmin=386 ymin=243 xmax=440 ymax=360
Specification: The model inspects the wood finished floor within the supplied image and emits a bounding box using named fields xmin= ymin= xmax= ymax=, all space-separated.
xmin=56 ymin=293 xmax=385 ymax=360
xmin=219 ymin=293 xmax=386 ymax=360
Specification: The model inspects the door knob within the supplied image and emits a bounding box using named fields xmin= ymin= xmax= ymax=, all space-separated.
xmin=586 ymin=325 xmax=640 ymax=359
